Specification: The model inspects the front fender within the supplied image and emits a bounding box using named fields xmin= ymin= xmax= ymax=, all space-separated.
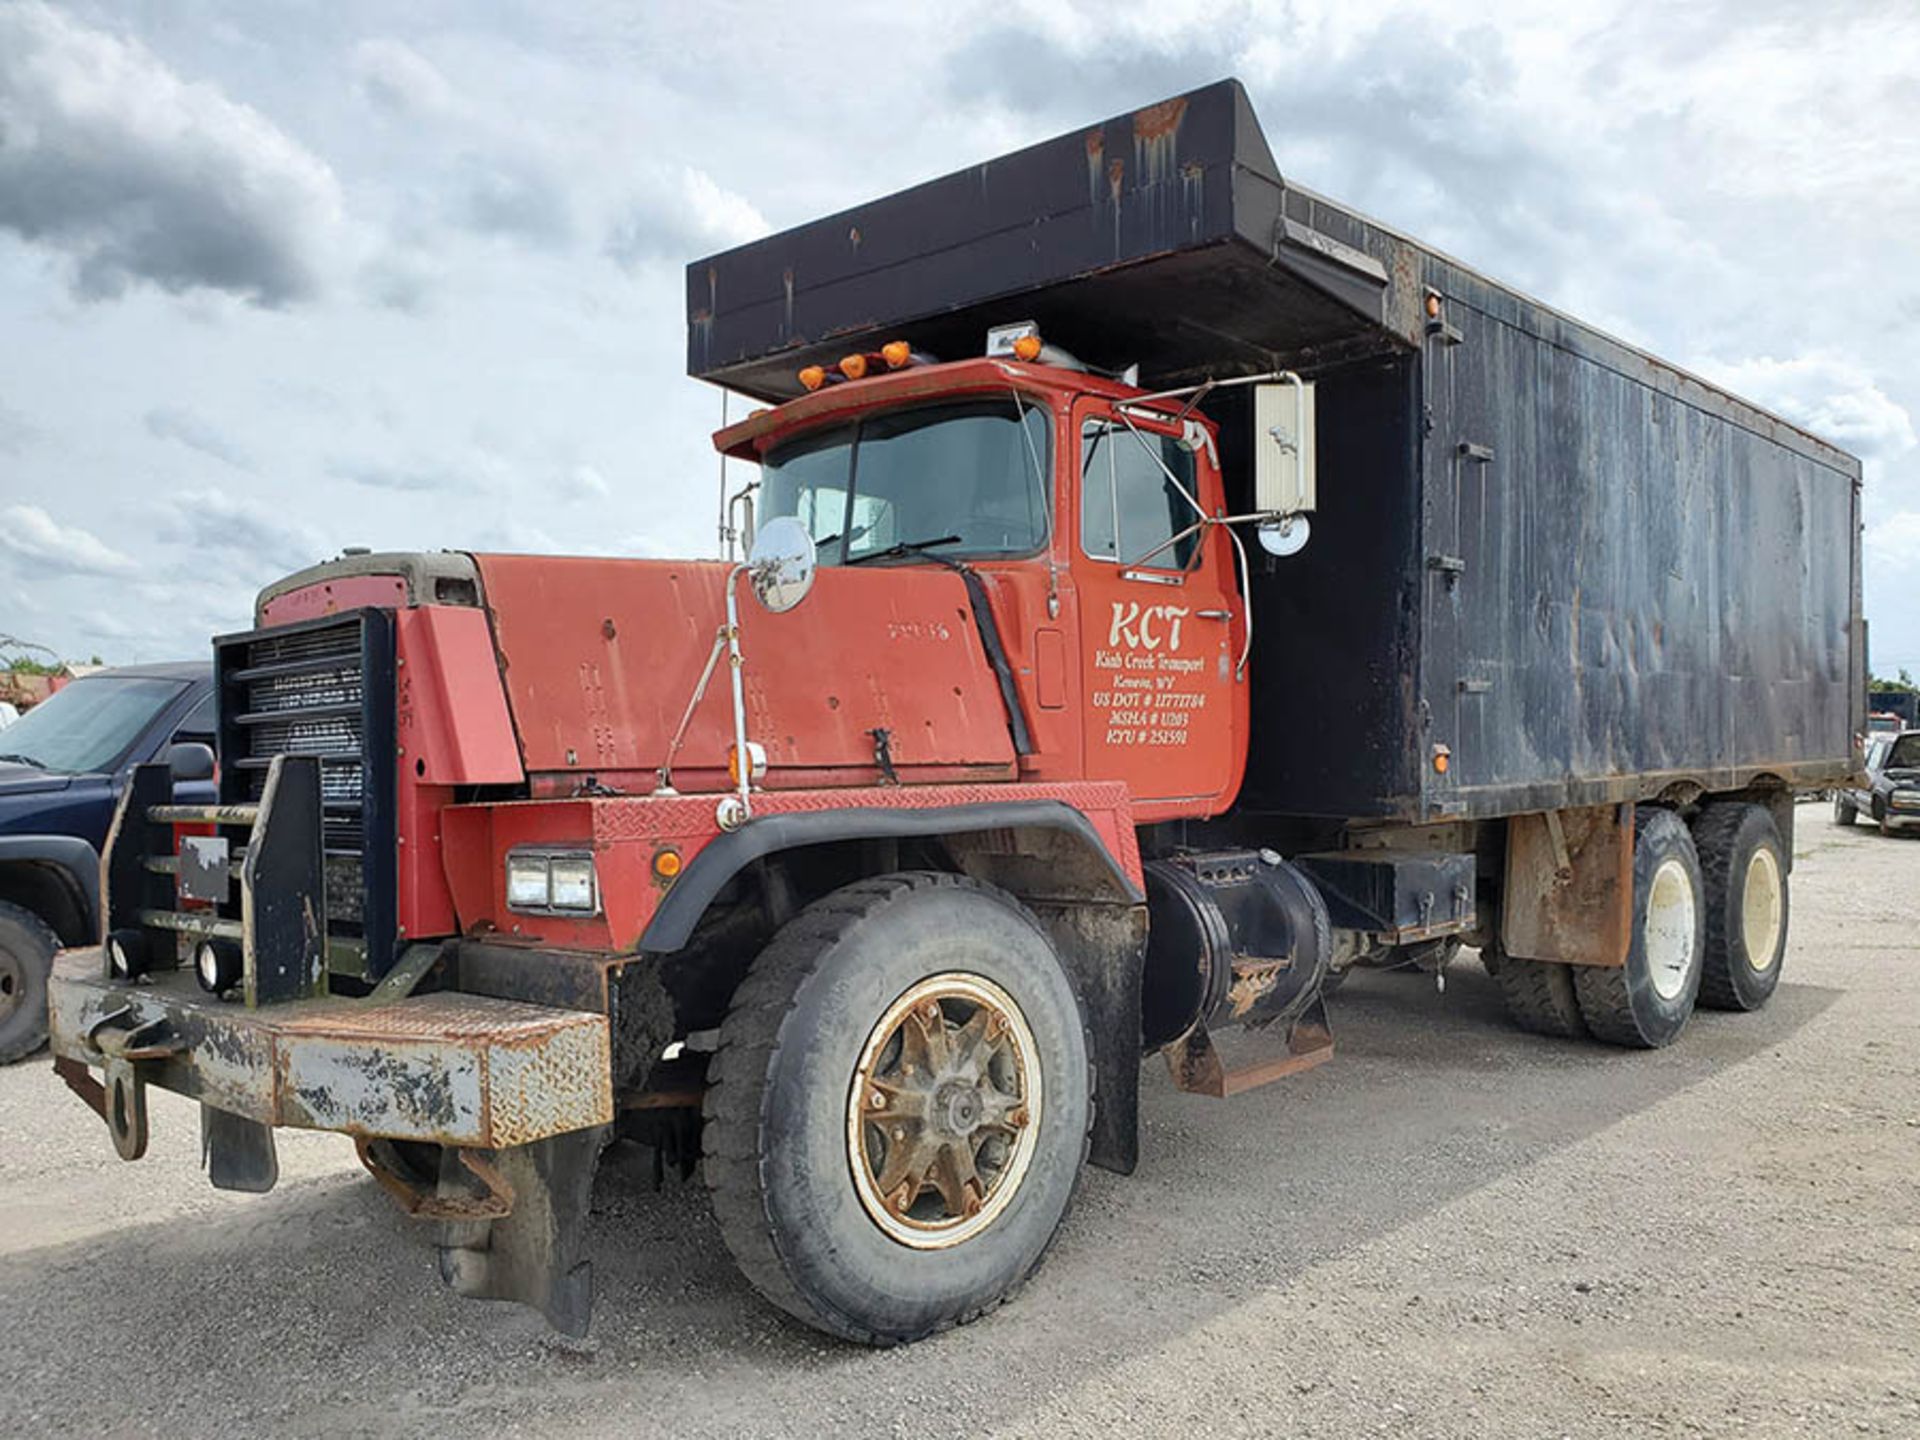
xmin=638 ymin=799 xmax=1143 ymax=953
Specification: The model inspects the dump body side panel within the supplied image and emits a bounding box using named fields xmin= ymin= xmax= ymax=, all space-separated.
xmin=1417 ymin=256 xmax=1861 ymax=819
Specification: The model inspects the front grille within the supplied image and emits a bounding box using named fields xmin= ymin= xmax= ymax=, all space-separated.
xmin=216 ymin=609 xmax=396 ymax=976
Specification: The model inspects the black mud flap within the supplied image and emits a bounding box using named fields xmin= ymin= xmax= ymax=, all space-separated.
xmin=201 ymin=1104 xmax=280 ymax=1193
xmin=436 ymin=1125 xmax=607 ymax=1336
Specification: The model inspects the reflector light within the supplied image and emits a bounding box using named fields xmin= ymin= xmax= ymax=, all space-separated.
xmin=652 ymin=848 xmax=683 ymax=881
xmin=1432 ymin=744 xmax=1452 ymax=774
xmin=728 ymin=740 xmax=769 ymax=787
xmin=1011 ymin=334 xmax=1043 ymax=362
xmin=798 ymin=365 xmax=827 ymax=391
xmin=881 ymin=340 xmax=912 ymax=369
xmin=839 ymin=353 xmax=868 ymax=380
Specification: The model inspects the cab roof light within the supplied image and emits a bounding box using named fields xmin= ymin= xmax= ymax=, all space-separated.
xmin=881 ymin=339 xmax=912 ymax=369
xmin=798 ymin=364 xmax=827 ymax=391
xmin=1011 ymin=333 xmax=1043 ymax=362
xmin=838 ymin=353 xmax=869 ymax=381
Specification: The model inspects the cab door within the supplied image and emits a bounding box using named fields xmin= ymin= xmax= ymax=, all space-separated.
xmin=1069 ymin=397 xmax=1243 ymax=816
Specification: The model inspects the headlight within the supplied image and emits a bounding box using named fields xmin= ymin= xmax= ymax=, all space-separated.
xmin=1893 ymin=789 xmax=1920 ymax=807
xmin=106 ymin=928 xmax=150 ymax=980
xmin=505 ymin=849 xmax=600 ymax=914
xmin=194 ymin=939 xmax=242 ymax=994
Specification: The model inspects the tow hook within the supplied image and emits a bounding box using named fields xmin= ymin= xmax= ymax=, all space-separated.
xmin=82 ymin=1006 xmax=185 ymax=1162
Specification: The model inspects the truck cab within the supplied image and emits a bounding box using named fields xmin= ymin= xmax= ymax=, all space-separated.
xmin=713 ymin=347 xmax=1251 ymax=820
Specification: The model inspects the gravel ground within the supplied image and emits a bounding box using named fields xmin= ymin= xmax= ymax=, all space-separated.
xmin=2 ymin=814 xmax=1916 ymax=1438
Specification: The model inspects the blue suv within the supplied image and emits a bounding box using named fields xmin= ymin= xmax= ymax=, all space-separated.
xmin=0 ymin=662 xmax=215 ymax=1062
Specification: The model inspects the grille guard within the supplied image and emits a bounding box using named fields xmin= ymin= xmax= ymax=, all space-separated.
xmin=102 ymin=754 xmax=329 ymax=1004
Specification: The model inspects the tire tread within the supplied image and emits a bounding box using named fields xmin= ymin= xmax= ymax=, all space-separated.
xmin=701 ymin=871 xmax=1091 ymax=1345
xmin=0 ymin=898 xmax=59 ymax=1065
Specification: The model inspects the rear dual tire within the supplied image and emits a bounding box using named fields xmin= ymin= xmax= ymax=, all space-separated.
xmin=1573 ymin=808 xmax=1705 ymax=1047
xmin=1693 ymin=804 xmax=1788 ymax=1012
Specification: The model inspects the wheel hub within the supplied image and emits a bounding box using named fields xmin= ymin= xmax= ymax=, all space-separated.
xmin=0 ymin=950 xmax=20 ymax=1020
xmin=847 ymin=973 xmax=1042 ymax=1250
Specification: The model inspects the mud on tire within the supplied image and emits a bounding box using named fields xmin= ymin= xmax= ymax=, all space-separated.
xmin=701 ymin=872 xmax=1092 ymax=1345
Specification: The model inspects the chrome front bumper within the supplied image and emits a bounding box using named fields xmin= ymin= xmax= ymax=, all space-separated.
xmin=49 ymin=949 xmax=613 ymax=1156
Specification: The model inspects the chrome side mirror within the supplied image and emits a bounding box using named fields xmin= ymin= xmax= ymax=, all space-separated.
xmin=745 ymin=516 xmax=818 ymax=613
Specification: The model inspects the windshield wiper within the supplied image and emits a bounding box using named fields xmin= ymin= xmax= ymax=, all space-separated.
xmin=846 ymin=534 xmax=963 ymax=566
xmin=0 ymin=752 xmax=47 ymax=769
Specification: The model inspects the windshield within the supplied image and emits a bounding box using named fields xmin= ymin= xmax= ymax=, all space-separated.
xmin=1885 ymin=734 xmax=1920 ymax=769
xmin=0 ymin=676 xmax=186 ymax=775
xmin=760 ymin=399 xmax=1051 ymax=564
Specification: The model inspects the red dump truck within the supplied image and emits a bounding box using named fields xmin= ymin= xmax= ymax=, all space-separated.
xmin=49 ymin=81 xmax=1861 ymax=1344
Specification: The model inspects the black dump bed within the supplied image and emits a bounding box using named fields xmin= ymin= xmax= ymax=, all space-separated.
xmin=688 ymin=79 xmax=1864 ymax=823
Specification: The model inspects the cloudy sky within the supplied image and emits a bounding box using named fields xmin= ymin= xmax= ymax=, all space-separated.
xmin=2 ymin=0 xmax=1917 ymax=677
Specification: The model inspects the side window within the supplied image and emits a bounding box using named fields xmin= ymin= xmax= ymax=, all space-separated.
xmin=172 ymin=693 xmax=216 ymax=746
xmin=1080 ymin=419 xmax=1200 ymax=570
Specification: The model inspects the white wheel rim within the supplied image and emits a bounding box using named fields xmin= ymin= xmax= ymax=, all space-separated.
xmin=1741 ymin=846 xmax=1783 ymax=972
xmin=846 ymin=972 xmax=1043 ymax=1250
xmin=1644 ymin=857 xmax=1697 ymax=1000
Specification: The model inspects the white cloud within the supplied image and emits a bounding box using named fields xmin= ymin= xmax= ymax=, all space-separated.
xmin=607 ymin=166 xmax=769 ymax=269
xmin=561 ymin=464 xmax=610 ymax=500
xmin=0 ymin=504 xmax=136 ymax=576
xmin=351 ymin=38 xmax=454 ymax=118
xmin=1866 ymin=512 xmax=1920 ymax=571
xmin=0 ymin=1 xmax=346 ymax=305
xmin=1692 ymin=354 xmax=1918 ymax=461
xmin=145 ymin=407 xmax=255 ymax=471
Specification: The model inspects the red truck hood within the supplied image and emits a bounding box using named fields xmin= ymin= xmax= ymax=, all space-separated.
xmin=472 ymin=555 xmax=1018 ymax=787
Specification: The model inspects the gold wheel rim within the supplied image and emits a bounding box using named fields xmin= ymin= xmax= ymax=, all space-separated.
xmin=846 ymin=972 xmax=1042 ymax=1250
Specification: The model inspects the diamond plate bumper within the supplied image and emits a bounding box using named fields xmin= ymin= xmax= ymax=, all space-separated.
xmin=49 ymin=949 xmax=612 ymax=1150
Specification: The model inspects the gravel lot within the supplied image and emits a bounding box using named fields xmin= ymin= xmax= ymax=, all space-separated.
xmin=3 ymin=814 xmax=1916 ymax=1438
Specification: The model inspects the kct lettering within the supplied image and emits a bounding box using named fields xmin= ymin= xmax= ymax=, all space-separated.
xmin=1108 ymin=601 xmax=1190 ymax=652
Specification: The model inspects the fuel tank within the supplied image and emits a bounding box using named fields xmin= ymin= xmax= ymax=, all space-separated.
xmin=1140 ymin=849 xmax=1331 ymax=1050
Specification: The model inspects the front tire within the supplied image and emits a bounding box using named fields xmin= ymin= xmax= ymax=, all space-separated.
xmin=0 ymin=900 xmax=58 ymax=1065
xmin=702 ymin=872 xmax=1091 ymax=1344
xmin=1693 ymin=804 xmax=1788 ymax=1011
xmin=1832 ymin=794 xmax=1857 ymax=826
xmin=1573 ymin=808 xmax=1705 ymax=1048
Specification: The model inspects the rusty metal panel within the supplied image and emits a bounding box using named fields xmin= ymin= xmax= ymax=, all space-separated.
xmin=1500 ymin=804 xmax=1633 ymax=967
xmin=472 ymin=554 xmax=1017 ymax=782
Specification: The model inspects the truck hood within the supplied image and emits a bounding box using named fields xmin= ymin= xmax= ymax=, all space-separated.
xmin=472 ymin=555 xmax=1019 ymax=785
xmin=0 ymin=764 xmax=75 ymax=797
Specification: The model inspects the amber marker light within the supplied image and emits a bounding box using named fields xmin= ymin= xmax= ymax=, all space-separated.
xmin=652 ymin=848 xmax=683 ymax=882
xmin=1424 ymin=291 xmax=1442 ymax=318
xmin=1432 ymin=743 xmax=1452 ymax=774
xmin=881 ymin=340 xmax=912 ymax=369
xmin=798 ymin=365 xmax=826 ymax=391
xmin=839 ymin=353 xmax=869 ymax=380
xmin=1011 ymin=333 xmax=1043 ymax=361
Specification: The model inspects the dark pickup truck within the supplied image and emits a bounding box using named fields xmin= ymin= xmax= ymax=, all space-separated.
xmin=1835 ymin=729 xmax=1920 ymax=835
xmin=0 ymin=662 xmax=216 ymax=1062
